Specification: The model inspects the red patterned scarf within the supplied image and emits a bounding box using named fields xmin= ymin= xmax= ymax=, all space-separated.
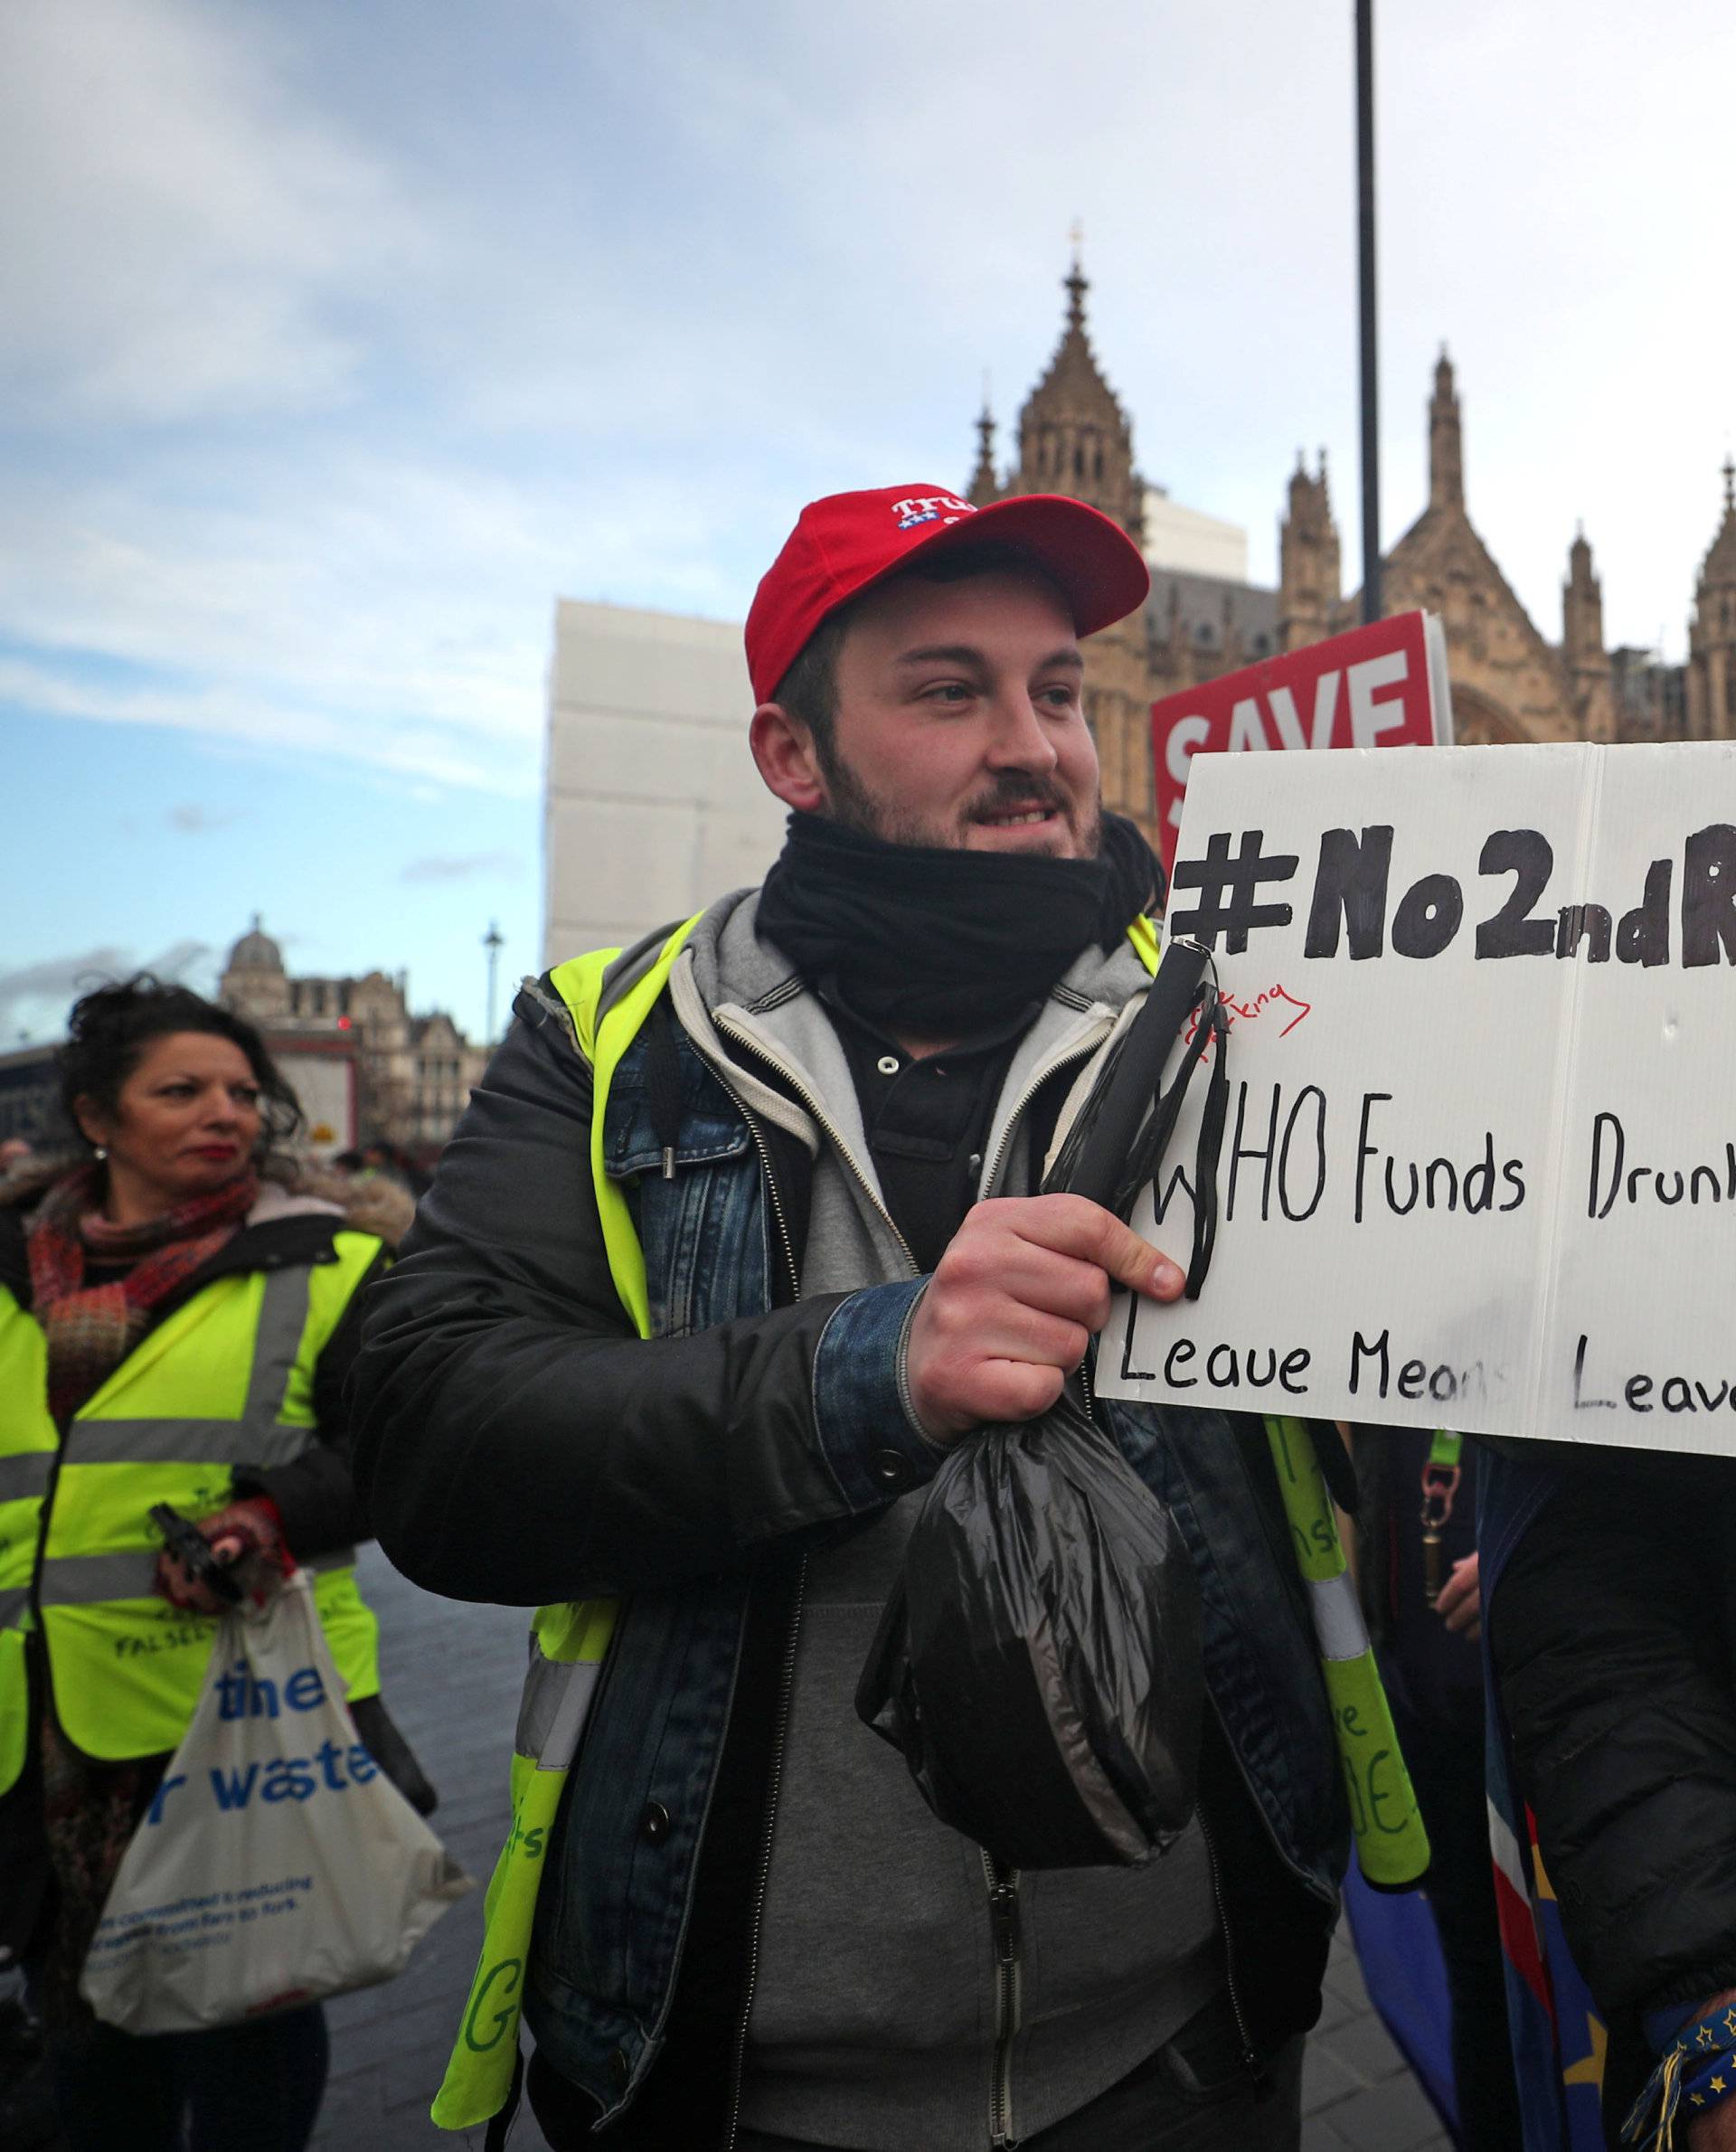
xmin=26 ymin=1164 xmax=259 ymax=1425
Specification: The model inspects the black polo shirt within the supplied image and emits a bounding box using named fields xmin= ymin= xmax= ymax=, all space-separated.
xmin=820 ymin=984 xmax=1048 ymax=1273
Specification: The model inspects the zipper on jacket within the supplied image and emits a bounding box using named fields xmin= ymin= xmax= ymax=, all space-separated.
xmin=1196 ymin=1803 xmax=1266 ymax=2099
xmin=977 ymin=1021 xmax=1112 ymax=1202
xmin=723 ymin=1553 xmax=808 ymax=2151
xmin=732 ymin=1091 xmax=801 ymax=1307
xmin=981 ymin=1849 xmax=1024 ymax=2148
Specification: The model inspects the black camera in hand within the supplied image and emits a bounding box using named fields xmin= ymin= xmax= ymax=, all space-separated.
xmin=148 ymin=1503 xmax=245 ymax=1607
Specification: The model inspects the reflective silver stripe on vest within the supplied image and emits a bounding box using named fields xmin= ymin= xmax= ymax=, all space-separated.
xmin=241 ymin=1268 xmax=315 ymax=1421
xmin=39 ymin=1549 xmax=157 ymax=1605
xmin=0 ymin=1585 xmax=28 ymax=1630
xmin=40 ymin=1544 xmax=356 ymax=1607
xmin=514 ymin=1649 xmax=600 ymax=1773
xmin=1308 ymin=1570 xmax=1373 ymax=1663
xmin=0 ymin=1452 xmax=52 ymax=1505
xmin=61 ymin=1420 xmax=316 ymax=1468
xmin=67 ymin=1269 xmax=316 ymax=1468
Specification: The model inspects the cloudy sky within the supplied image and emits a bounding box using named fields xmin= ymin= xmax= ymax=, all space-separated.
xmin=5 ymin=0 xmax=1731 ymax=1046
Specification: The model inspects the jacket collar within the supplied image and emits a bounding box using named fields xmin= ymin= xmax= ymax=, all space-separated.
xmin=0 ymin=1158 xmax=406 ymax=1315
xmin=669 ymin=884 xmax=1153 ymax=1205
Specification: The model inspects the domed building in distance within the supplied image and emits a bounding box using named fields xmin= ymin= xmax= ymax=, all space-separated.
xmin=219 ymin=918 xmax=487 ymax=1159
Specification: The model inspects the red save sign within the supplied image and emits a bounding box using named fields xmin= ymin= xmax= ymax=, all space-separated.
xmin=1150 ymin=609 xmax=1452 ymax=873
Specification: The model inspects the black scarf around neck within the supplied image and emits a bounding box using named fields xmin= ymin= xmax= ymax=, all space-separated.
xmin=756 ymin=810 xmax=1164 ymax=1036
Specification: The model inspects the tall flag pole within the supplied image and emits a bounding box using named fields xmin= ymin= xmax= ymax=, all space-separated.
xmin=1356 ymin=0 xmax=1382 ymax=625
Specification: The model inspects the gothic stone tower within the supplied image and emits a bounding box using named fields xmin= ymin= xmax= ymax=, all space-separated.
xmin=967 ymin=255 xmax=1156 ymax=836
xmin=1687 ymin=460 xmax=1736 ymax=740
xmin=1361 ymin=352 xmax=1613 ymax=744
xmin=1278 ymin=451 xmax=1340 ymax=653
xmin=1561 ymin=529 xmax=1615 ymax=741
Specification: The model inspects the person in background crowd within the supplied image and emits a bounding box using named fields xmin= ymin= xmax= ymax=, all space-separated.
xmin=1350 ymin=1425 xmax=1523 ymax=2148
xmin=360 ymin=1139 xmax=429 ymax=1200
xmin=352 ymin=483 xmax=1353 ymax=2152
xmin=1486 ymin=1439 xmax=1736 ymax=2150
xmin=0 ymin=977 xmax=429 ymax=2152
xmin=0 ymin=1138 xmax=34 ymax=1180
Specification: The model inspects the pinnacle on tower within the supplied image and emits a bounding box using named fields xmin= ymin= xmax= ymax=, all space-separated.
xmin=1006 ymin=237 xmax=1140 ymax=537
xmin=1563 ymin=526 xmax=1603 ymax=664
xmin=1429 ymin=346 xmax=1465 ymax=513
xmin=967 ymin=386 xmax=999 ymax=506
xmin=1694 ymin=455 xmax=1736 ymax=588
xmin=1278 ymin=441 xmax=1343 ymax=654
xmin=1687 ymin=458 xmax=1736 ymax=740
xmin=1065 ymin=220 xmax=1087 ymax=331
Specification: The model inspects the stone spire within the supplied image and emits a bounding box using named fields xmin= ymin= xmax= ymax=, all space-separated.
xmin=1687 ymin=458 xmax=1736 ymax=739
xmin=1064 ymin=236 xmax=1089 ymax=335
xmin=966 ymin=384 xmax=999 ymax=506
xmin=1278 ymin=448 xmax=1342 ymax=651
xmin=1706 ymin=456 xmax=1736 ymax=582
xmin=1005 ymin=241 xmax=1144 ymax=540
xmin=1562 ymin=525 xmax=1604 ymax=665
xmin=997 ymin=241 xmax=1153 ymax=838
xmin=1429 ymin=347 xmax=1464 ymax=513
xmin=1562 ymin=524 xmax=1613 ymax=740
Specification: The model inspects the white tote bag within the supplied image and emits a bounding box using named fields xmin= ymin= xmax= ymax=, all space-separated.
xmin=81 ymin=1570 xmax=472 ymax=2034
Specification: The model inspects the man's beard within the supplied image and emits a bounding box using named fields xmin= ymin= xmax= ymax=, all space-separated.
xmin=815 ymin=744 xmax=1102 ymax=858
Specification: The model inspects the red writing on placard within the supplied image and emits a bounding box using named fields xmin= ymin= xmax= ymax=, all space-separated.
xmin=1184 ymin=984 xmax=1312 ymax=1055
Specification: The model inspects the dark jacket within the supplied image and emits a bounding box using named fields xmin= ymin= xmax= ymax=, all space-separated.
xmin=1486 ymin=1439 xmax=1736 ymax=2137
xmin=351 ymin=932 xmax=1349 ymax=2147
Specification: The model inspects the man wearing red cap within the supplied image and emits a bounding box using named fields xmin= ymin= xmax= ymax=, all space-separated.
xmin=354 ymin=485 xmax=1346 ymax=2151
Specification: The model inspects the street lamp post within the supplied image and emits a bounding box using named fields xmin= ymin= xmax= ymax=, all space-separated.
xmin=1356 ymin=0 xmax=1382 ymax=627
xmin=483 ymin=921 xmax=504 ymax=1048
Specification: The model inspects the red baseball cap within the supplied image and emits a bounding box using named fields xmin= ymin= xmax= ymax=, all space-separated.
xmin=744 ymin=482 xmax=1152 ymax=704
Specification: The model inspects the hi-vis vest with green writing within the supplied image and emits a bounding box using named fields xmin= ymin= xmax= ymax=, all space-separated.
xmin=0 ymin=1237 xmax=383 ymax=1801
xmin=431 ymin=916 xmax=1429 ymax=2132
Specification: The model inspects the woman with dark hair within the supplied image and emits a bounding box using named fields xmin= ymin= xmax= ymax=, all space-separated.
xmin=0 ymin=976 xmax=422 ymax=2152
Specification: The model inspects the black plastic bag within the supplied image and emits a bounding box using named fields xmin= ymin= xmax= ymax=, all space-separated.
xmin=854 ymin=940 xmax=1225 ymax=1870
xmin=855 ymin=1385 xmax=1203 ymax=1868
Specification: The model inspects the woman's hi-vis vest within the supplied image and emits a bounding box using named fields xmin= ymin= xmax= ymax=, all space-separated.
xmin=0 ymin=1231 xmax=384 ymax=1800
xmin=432 ymin=913 xmax=1428 ymax=2133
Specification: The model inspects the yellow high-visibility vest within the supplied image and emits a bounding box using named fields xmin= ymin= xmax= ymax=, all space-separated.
xmin=433 ymin=912 xmax=1426 ymax=2129
xmin=0 ymin=1232 xmax=384 ymax=1796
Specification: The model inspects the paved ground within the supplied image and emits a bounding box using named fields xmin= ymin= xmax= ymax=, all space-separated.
xmin=317 ymin=1550 xmax=1453 ymax=2152
xmin=1304 ymin=1928 xmax=1451 ymax=2152
xmin=312 ymin=1548 xmax=554 ymax=2152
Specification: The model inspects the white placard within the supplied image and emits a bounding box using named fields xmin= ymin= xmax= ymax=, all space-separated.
xmin=1095 ymin=741 xmax=1736 ymax=1454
